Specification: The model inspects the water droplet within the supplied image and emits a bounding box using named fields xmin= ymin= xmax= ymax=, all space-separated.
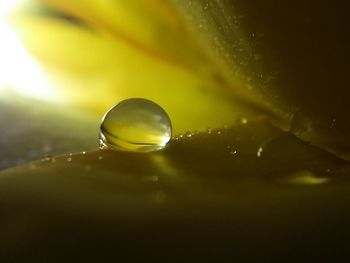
xmin=98 ymin=156 xmax=103 ymax=160
xmin=67 ymin=157 xmax=72 ymax=162
xmin=236 ymin=117 xmax=248 ymax=125
xmin=230 ymin=150 xmax=237 ymax=155
xmin=186 ymin=132 xmax=192 ymax=138
xmin=99 ymin=98 xmax=172 ymax=152
xmin=216 ymin=130 xmax=222 ymax=135
xmin=41 ymin=156 xmax=51 ymax=162
xmin=207 ymin=128 xmax=212 ymax=134
xmin=257 ymin=147 xmax=263 ymax=157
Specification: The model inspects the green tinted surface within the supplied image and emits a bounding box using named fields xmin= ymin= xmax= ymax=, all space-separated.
xmin=0 ymin=119 xmax=349 ymax=261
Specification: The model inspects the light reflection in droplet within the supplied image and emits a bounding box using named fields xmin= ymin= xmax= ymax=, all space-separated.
xmin=99 ymin=98 xmax=172 ymax=152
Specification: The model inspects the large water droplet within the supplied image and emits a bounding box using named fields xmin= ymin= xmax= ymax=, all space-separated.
xmin=99 ymin=98 xmax=172 ymax=152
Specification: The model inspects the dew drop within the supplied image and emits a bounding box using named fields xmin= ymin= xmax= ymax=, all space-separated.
xmin=230 ymin=150 xmax=237 ymax=155
xmin=99 ymin=98 xmax=172 ymax=152
xmin=257 ymin=147 xmax=263 ymax=157
xmin=41 ymin=156 xmax=51 ymax=162
xmin=185 ymin=132 xmax=192 ymax=138
xmin=67 ymin=157 xmax=72 ymax=162
xmin=236 ymin=117 xmax=248 ymax=125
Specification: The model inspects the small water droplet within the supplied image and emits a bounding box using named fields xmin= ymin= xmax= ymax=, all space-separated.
xmin=207 ymin=128 xmax=212 ymax=134
xmin=223 ymin=124 xmax=228 ymax=129
xmin=82 ymin=151 xmax=86 ymax=155
xmin=41 ymin=156 xmax=51 ymax=162
xmin=178 ymin=133 xmax=184 ymax=139
xmin=67 ymin=157 xmax=72 ymax=162
xmin=186 ymin=132 xmax=192 ymax=138
xmin=237 ymin=117 xmax=248 ymax=125
xmin=99 ymin=98 xmax=172 ymax=152
xmin=98 ymin=156 xmax=103 ymax=160
xmin=230 ymin=150 xmax=237 ymax=155
xmin=257 ymin=147 xmax=263 ymax=157
xmin=216 ymin=130 xmax=222 ymax=135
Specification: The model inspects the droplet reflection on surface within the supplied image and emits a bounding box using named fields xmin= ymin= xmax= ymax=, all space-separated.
xmin=278 ymin=170 xmax=330 ymax=185
xmin=99 ymin=98 xmax=172 ymax=152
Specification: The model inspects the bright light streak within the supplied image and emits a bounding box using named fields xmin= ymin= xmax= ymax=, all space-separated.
xmin=0 ymin=0 xmax=57 ymax=101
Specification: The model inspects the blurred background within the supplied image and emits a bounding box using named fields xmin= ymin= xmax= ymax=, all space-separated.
xmin=1 ymin=0 xmax=349 ymax=169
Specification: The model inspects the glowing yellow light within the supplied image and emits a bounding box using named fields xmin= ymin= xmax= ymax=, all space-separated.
xmin=0 ymin=0 xmax=57 ymax=101
xmin=0 ymin=0 xmax=23 ymax=18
